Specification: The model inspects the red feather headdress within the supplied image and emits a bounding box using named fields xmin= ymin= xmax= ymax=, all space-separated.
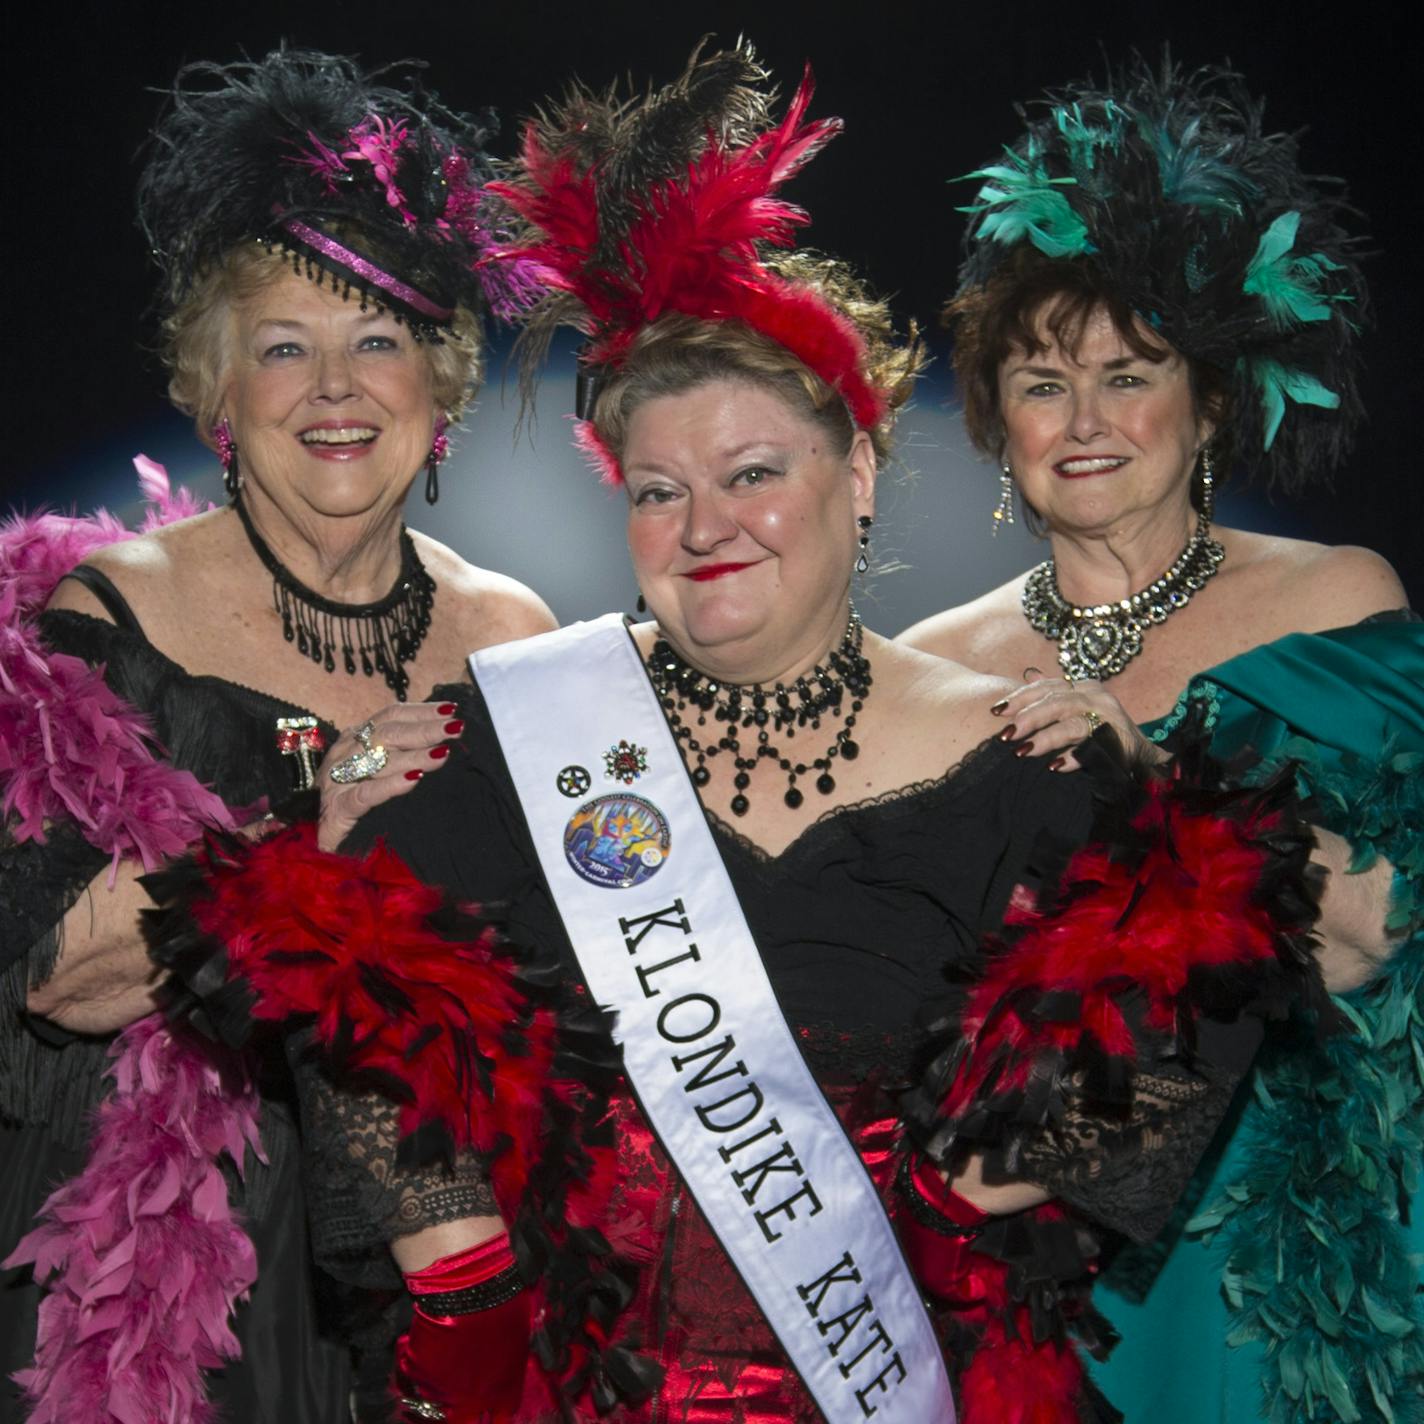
xmin=487 ymin=45 xmax=887 ymax=481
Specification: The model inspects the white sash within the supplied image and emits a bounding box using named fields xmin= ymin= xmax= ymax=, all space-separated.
xmin=474 ymin=616 xmax=955 ymax=1424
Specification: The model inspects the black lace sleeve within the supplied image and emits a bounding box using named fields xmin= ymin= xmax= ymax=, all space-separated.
xmin=291 ymin=1052 xmax=500 ymax=1291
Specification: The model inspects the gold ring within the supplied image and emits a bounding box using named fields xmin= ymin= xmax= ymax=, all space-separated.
xmin=1083 ymin=710 xmax=1104 ymax=733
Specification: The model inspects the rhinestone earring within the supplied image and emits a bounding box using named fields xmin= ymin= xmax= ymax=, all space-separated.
xmin=1198 ymin=445 xmax=1215 ymax=523
xmin=992 ymin=463 xmax=1015 ymax=536
xmin=636 ymin=593 xmax=647 ymax=614
xmin=425 ymin=417 xmax=450 ymax=505
xmin=213 ymin=418 xmax=241 ymax=498
xmin=855 ymin=515 xmax=873 ymax=574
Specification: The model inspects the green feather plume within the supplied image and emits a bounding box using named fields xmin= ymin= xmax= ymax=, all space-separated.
xmin=1246 ymin=357 xmax=1341 ymax=448
xmin=1245 ymin=211 xmax=1350 ymax=326
xmin=1141 ymin=112 xmax=1261 ymax=215
xmin=958 ymin=143 xmax=1093 ymax=259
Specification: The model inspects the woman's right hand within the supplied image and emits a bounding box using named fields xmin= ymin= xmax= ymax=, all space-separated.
xmin=991 ymin=669 xmax=1163 ymax=771
xmin=318 ymin=701 xmax=464 ymax=851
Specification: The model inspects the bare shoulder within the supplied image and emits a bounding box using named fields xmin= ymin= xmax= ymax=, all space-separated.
xmin=414 ymin=532 xmax=557 ymax=642
xmin=43 ymin=512 xmax=222 ymax=621
xmin=873 ymin=637 xmax=1015 ymax=754
xmin=1221 ymin=529 xmax=1408 ymax=630
xmin=896 ymin=575 xmax=1027 ymax=662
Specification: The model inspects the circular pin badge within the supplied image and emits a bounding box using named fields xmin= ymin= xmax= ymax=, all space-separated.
xmin=564 ymin=793 xmax=671 ymax=890
xmin=557 ymin=765 xmax=592 ymax=798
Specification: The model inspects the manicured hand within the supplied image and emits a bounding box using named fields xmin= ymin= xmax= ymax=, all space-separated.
xmin=990 ymin=668 xmax=1159 ymax=771
xmin=318 ymin=701 xmax=464 ymax=850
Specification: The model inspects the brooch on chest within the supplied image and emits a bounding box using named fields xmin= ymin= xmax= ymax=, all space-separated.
xmin=275 ymin=716 xmax=326 ymax=791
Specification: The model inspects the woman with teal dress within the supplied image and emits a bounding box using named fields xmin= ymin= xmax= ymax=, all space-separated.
xmin=902 ymin=60 xmax=1422 ymax=1423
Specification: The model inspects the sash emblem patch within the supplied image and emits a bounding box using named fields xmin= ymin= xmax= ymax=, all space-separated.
xmin=563 ymin=793 xmax=671 ymax=889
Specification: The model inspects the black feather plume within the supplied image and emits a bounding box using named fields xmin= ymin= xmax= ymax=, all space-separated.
xmin=955 ymin=56 xmax=1368 ymax=491
xmin=137 ymin=48 xmax=509 ymax=330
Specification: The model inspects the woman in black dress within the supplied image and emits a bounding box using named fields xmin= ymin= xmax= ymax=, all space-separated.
xmin=0 ymin=50 xmax=551 ymax=1423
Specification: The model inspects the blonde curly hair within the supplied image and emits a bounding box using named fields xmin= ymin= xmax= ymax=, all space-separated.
xmin=161 ymin=242 xmax=484 ymax=447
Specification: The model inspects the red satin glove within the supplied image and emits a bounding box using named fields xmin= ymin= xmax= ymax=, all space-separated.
xmin=896 ymin=1157 xmax=993 ymax=1305
xmin=395 ymin=1232 xmax=530 ymax=1422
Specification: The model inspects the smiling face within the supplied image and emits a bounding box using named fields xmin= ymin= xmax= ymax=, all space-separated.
xmin=997 ymin=305 xmax=1211 ymax=537
xmin=623 ymin=378 xmax=876 ymax=682
xmin=220 ymin=267 xmax=437 ymax=522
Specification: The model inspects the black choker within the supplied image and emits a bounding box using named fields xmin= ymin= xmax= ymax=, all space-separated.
xmin=235 ymin=497 xmax=435 ymax=701
xmin=648 ymin=610 xmax=872 ymax=817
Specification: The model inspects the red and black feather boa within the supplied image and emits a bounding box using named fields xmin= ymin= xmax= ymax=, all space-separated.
xmin=902 ymin=736 xmax=1326 ymax=1422
xmin=143 ymin=824 xmax=657 ymax=1419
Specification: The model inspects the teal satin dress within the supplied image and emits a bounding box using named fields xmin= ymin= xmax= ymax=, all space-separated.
xmin=1093 ymin=615 xmax=1424 ymax=1423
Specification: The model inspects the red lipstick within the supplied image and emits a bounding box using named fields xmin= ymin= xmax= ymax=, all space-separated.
xmin=684 ymin=562 xmax=754 ymax=582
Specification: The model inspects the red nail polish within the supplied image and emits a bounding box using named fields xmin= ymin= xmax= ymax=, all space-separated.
xmin=444 ymin=720 xmax=465 ymax=735
xmin=429 ymin=745 xmax=451 ymax=760
xmin=990 ymin=699 xmax=1009 ymax=715
xmin=1014 ymin=742 xmax=1034 ymax=757
xmin=404 ymin=769 xmax=425 ymax=782
xmin=998 ymin=724 xmax=1017 ymax=741
xmin=1048 ymin=758 xmax=1064 ymax=772
xmin=437 ymin=703 xmax=456 ymax=716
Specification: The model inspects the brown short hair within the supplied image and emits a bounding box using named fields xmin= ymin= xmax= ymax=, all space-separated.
xmin=161 ymin=241 xmax=484 ymax=446
xmin=948 ymin=247 xmax=1233 ymax=473
xmin=591 ymin=251 xmax=924 ymax=466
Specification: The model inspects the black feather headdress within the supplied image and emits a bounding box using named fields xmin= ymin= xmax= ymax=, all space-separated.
xmin=138 ymin=49 xmax=537 ymax=337
xmin=955 ymin=58 xmax=1367 ymax=489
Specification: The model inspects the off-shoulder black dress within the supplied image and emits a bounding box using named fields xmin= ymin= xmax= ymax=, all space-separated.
xmin=0 ymin=571 xmax=352 ymax=1423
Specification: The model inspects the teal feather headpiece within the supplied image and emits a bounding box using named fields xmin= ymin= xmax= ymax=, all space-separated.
xmin=955 ymin=58 xmax=1367 ymax=490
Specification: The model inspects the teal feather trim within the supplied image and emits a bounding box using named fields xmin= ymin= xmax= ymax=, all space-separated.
xmin=958 ymin=143 xmax=1094 ymax=259
xmin=1244 ymin=357 xmax=1342 ymax=449
xmin=1244 ymin=212 xmax=1350 ymax=327
xmin=1053 ymin=100 xmax=1123 ymax=178
xmin=1188 ymin=744 xmax=1424 ymax=1424
xmin=1139 ymin=112 xmax=1260 ymax=215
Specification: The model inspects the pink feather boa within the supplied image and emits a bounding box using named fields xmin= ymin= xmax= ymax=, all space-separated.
xmin=1 ymin=460 xmax=264 ymax=1424
xmin=6 ymin=1020 xmax=262 ymax=1424
xmin=0 ymin=456 xmax=235 ymax=884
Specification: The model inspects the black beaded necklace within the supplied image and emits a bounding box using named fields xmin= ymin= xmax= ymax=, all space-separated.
xmin=235 ymin=496 xmax=435 ymax=702
xmin=648 ymin=609 xmax=872 ymax=817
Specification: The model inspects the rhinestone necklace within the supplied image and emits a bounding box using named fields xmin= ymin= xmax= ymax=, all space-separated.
xmin=235 ymin=496 xmax=435 ymax=701
xmin=648 ymin=609 xmax=873 ymax=817
xmin=1022 ymin=514 xmax=1225 ymax=681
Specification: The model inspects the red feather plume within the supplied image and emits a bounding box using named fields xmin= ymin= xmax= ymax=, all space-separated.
xmin=489 ymin=64 xmax=887 ymax=482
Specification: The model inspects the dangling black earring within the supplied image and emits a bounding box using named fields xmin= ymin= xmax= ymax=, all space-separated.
xmin=636 ymin=593 xmax=647 ymax=614
xmin=425 ymin=417 xmax=450 ymax=506
xmin=855 ymin=515 xmax=873 ymax=574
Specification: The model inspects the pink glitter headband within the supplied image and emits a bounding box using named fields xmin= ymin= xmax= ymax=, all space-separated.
xmin=280 ymin=218 xmax=454 ymax=322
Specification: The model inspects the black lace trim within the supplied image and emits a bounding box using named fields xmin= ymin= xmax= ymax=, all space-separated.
xmin=704 ymin=733 xmax=1009 ymax=867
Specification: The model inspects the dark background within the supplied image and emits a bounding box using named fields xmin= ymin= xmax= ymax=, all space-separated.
xmin=8 ymin=0 xmax=1419 ymax=619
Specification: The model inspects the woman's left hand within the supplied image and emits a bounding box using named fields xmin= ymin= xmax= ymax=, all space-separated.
xmin=990 ymin=670 xmax=1161 ymax=770
xmin=318 ymin=701 xmax=464 ymax=851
